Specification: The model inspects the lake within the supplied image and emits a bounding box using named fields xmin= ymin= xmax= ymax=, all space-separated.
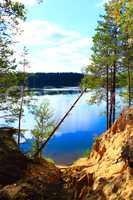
xmin=2 ymin=87 xmax=124 ymax=165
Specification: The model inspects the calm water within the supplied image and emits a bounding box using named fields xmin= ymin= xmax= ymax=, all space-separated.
xmin=2 ymin=87 xmax=124 ymax=165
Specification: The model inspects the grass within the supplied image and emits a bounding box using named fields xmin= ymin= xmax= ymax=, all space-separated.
xmin=44 ymin=157 xmax=55 ymax=164
xmin=82 ymin=148 xmax=91 ymax=158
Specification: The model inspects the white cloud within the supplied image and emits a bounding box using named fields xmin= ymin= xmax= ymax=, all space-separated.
xmin=16 ymin=20 xmax=92 ymax=73
xmin=16 ymin=20 xmax=81 ymax=46
xmin=97 ymin=0 xmax=110 ymax=8
xmin=12 ymin=0 xmax=45 ymax=6
xmin=20 ymin=0 xmax=37 ymax=6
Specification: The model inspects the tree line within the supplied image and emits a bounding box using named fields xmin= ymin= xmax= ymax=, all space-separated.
xmin=27 ymin=72 xmax=83 ymax=88
xmin=81 ymin=0 xmax=133 ymax=130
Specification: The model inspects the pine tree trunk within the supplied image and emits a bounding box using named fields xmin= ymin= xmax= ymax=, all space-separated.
xmin=109 ymin=93 xmax=112 ymax=128
xmin=109 ymin=67 xmax=113 ymax=128
xmin=112 ymin=62 xmax=116 ymax=123
xmin=127 ymin=63 xmax=131 ymax=107
xmin=106 ymin=65 xmax=109 ymax=129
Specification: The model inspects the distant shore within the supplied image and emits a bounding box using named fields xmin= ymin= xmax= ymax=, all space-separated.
xmin=26 ymin=72 xmax=84 ymax=88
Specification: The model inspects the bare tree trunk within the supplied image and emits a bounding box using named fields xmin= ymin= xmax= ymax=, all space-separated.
xmin=17 ymin=50 xmax=27 ymax=147
xmin=18 ymin=86 xmax=24 ymax=147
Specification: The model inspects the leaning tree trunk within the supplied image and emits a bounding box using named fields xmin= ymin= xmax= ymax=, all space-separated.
xmin=34 ymin=89 xmax=86 ymax=157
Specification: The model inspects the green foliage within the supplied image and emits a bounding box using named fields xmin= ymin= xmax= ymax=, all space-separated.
xmin=0 ymin=1 xmax=27 ymax=116
xmin=0 ymin=0 xmax=26 ymax=69
xmin=82 ymin=148 xmax=91 ymax=158
xmin=44 ymin=157 xmax=55 ymax=164
xmin=81 ymin=0 xmax=133 ymax=129
xmin=4 ymin=48 xmax=31 ymax=128
xmin=31 ymin=101 xmax=55 ymax=157
xmin=109 ymin=0 xmax=133 ymax=35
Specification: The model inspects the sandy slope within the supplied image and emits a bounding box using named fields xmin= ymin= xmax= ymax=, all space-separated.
xmin=61 ymin=107 xmax=133 ymax=200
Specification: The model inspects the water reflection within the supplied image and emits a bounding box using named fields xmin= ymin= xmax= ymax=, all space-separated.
xmin=20 ymin=87 xmax=108 ymax=165
xmin=0 ymin=87 xmax=125 ymax=164
xmin=29 ymin=87 xmax=81 ymax=96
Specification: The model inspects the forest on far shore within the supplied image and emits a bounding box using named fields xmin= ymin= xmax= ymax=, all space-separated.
xmin=26 ymin=72 xmax=84 ymax=88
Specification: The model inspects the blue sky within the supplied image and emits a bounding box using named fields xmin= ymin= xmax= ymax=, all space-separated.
xmin=16 ymin=0 xmax=108 ymax=72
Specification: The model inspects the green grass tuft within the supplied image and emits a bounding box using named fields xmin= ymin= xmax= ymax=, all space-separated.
xmin=82 ymin=148 xmax=91 ymax=158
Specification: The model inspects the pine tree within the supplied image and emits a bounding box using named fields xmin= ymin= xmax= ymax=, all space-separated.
xmin=109 ymin=0 xmax=133 ymax=106
xmin=0 ymin=0 xmax=26 ymax=113
xmin=81 ymin=4 xmax=122 ymax=129
xmin=31 ymin=102 xmax=55 ymax=158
